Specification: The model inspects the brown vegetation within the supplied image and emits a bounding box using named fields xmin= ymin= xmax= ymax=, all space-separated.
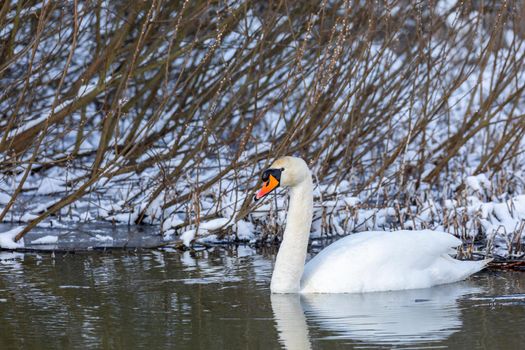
xmin=0 ymin=0 xmax=524 ymax=249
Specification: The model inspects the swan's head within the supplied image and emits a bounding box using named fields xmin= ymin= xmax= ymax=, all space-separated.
xmin=254 ymin=156 xmax=310 ymax=201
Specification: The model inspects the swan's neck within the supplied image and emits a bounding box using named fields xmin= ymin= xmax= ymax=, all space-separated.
xmin=271 ymin=175 xmax=313 ymax=293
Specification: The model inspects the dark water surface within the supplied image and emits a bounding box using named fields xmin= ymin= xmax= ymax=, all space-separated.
xmin=1 ymin=246 xmax=524 ymax=349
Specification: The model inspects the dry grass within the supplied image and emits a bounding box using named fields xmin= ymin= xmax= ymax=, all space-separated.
xmin=0 ymin=0 xmax=524 ymax=250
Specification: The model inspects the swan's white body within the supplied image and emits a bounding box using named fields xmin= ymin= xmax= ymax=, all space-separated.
xmin=266 ymin=157 xmax=490 ymax=294
xmin=300 ymin=230 xmax=486 ymax=293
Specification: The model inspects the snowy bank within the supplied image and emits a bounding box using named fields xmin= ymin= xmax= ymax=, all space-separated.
xmin=0 ymin=227 xmax=25 ymax=249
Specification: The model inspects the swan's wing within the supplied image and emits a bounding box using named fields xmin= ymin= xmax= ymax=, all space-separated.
xmin=301 ymin=230 xmax=485 ymax=293
xmin=306 ymin=230 xmax=461 ymax=272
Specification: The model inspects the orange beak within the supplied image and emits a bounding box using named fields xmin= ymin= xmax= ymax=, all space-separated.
xmin=255 ymin=174 xmax=280 ymax=201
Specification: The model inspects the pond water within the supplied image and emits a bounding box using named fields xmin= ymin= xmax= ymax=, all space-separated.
xmin=1 ymin=246 xmax=524 ymax=349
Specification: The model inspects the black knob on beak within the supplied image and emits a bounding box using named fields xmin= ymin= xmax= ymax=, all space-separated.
xmin=261 ymin=168 xmax=282 ymax=182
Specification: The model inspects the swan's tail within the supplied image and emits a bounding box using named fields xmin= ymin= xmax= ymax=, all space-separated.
xmin=460 ymin=258 xmax=492 ymax=278
xmin=439 ymin=255 xmax=492 ymax=284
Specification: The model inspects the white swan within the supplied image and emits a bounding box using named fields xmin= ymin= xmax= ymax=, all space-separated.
xmin=254 ymin=156 xmax=490 ymax=294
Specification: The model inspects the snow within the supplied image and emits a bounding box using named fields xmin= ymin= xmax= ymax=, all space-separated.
xmin=514 ymin=195 xmax=525 ymax=215
xmin=465 ymin=174 xmax=491 ymax=193
xmin=235 ymin=220 xmax=255 ymax=241
xmin=0 ymin=193 xmax=11 ymax=205
xmin=91 ymin=234 xmax=113 ymax=242
xmin=0 ymin=227 xmax=25 ymax=249
xmin=162 ymin=214 xmax=184 ymax=231
xmin=180 ymin=230 xmax=196 ymax=247
xmin=7 ymin=115 xmax=48 ymax=138
xmin=19 ymin=213 xmax=39 ymax=222
xmin=31 ymin=235 xmax=59 ymax=244
xmin=1 ymin=2 xmax=525 ymax=258
xmin=200 ymin=218 xmax=231 ymax=230
xmin=78 ymin=80 xmax=98 ymax=98
xmin=35 ymin=178 xmax=66 ymax=195
xmin=176 ymin=217 xmax=255 ymax=246
xmin=344 ymin=197 xmax=360 ymax=207
xmin=435 ymin=0 xmax=457 ymax=16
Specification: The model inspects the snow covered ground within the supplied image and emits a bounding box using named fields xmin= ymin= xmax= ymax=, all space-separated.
xmin=0 ymin=1 xmax=524 ymax=258
xmin=0 ymin=167 xmax=523 ymax=259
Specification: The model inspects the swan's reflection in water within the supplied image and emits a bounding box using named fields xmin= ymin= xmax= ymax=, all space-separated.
xmin=271 ymin=293 xmax=313 ymax=350
xmin=272 ymin=283 xmax=480 ymax=349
